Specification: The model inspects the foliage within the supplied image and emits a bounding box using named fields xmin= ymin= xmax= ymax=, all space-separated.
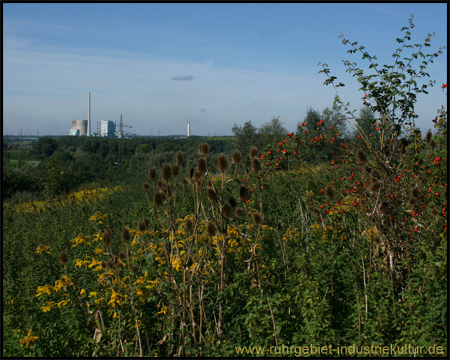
xmin=3 ymin=16 xmax=447 ymax=358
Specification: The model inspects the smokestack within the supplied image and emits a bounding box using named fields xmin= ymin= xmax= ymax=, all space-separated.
xmin=88 ymin=92 xmax=91 ymax=137
xmin=187 ymin=122 xmax=191 ymax=137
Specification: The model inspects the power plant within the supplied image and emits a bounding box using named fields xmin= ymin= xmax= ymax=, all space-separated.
xmin=69 ymin=93 xmax=134 ymax=137
xmin=69 ymin=120 xmax=87 ymax=136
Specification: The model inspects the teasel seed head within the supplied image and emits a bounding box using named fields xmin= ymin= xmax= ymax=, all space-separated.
xmin=149 ymin=167 xmax=157 ymax=180
xmin=119 ymin=252 xmax=126 ymax=260
xmin=143 ymin=182 xmax=150 ymax=191
xmin=218 ymin=153 xmax=228 ymax=172
xmin=251 ymin=158 xmax=261 ymax=172
xmin=379 ymin=201 xmax=390 ymax=215
xmin=371 ymin=169 xmax=382 ymax=182
xmin=138 ymin=220 xmax=146 ymax=232
xmin=228 ymin=194 xmax=237 ymax=208
xmin=199 ymin=142 xmax=210 ymax=155
xmin=207 ymin=187 xmax=218 ymax=203
xmin=206 ymin=221 xmax=216 ymax=238
xmin=411 ymin=187 xmax=420 ymax=198
xmin=235 ymin=207 xmax=243 ymax=218
xmin=356 ymin=149 xmax=367 ymax=164
xmin=197 ymin=157 xmax=207 ymax=174
xmin=239 ymin=185 xmax=250 ymax=202
xmin=172 ymin=164 xmax=179 ymax=177
xmin=425 ymin=129 xmax=432 ymax=143
xmin=157 ymin=180 xmax=164 ymax=188
xmin=185 ymin=218 xmax=194 ymax=230
xmin=325 ymin=186 xmax=334 ymax=200
xmin=371 ymin=181 xmax=381 ymax=192
xmin=59 ymin=251 xmax=68 ymax=265
xmin=162 ymin=164 xmax=172 ymax=181
xmin=232 ymin=150 xmax=242 ymax=164
xmin=154 ymin=191 xmax=165 ymax=209
xmin=409 ymin=197 xmax=417 ymax=207
xmin=102 ymin=230 xmax=112 ymax=246
xmin=122 ymin=228 xmax=130 ymax=242
xmin=163 ymin=182 xmax=170 ymax=196
xmin=181 ymin=177 xmax=188 ymax=187
xmin=313 ymin=208 xmax=320 ymax=217
xmin=192 ymin=170 xmax=201 ymax=182
xmin=144 ymin=217 xmax=150 ymax=227
xmin=189 ymin=167 xmax=195 ymax=180
xmin=431 ymin=209 xmax=439 ymax=217
xmin=223 ymin=203 xmax=232 ymax=219
xmin=132 ymin=264 xmax=139 ymax=274
xmin=252 ymin=212 xmax=262 ymax=225
xmin=249 ymin=146 xmax=258 ymax=159
xmin=176 ymin=150 xmax=184 ymax=164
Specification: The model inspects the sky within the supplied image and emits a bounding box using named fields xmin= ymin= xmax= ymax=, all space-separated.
xmin=3 ymin=3 xmax=448 ymax=136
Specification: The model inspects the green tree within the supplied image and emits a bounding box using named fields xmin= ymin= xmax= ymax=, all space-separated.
xmin=258 ymin=116 xmax=288 ymax=147
xmin=322 ymin=102 xmax=347 ymax=137
xmin=33 ymin=137 xmax=58 ymax=158
xmin=352 ymin=107 xmax=381 ymax=142
xmin=231 ymin=120 xmax=262 ymax=157
xmin=136 ymin=143 xmax=153 ymax=154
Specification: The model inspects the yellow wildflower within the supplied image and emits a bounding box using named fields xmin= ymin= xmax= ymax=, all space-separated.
xmin=107 ymin=290 xmax=123 ymax=308
xmin=35 ymin=245 xmax=50 ymax=254
xmin=57 ymin=299 xmax=71 ymax=308
xmin=36 ymin=284 xmax=54 ymax=298
xmin=20 ymin=329 xmax=39 ymax=347
xmin=158 ymin=305 xmax=168 ymax=315
xmin=41 ymin=301 xmax=56 ymax=312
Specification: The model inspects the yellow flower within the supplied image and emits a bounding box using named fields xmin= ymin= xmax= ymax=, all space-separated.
xmin=20 ymin=329 xmax=39 ymax=347
xmin=93 ymin=248 xmax=105 ymax=255
xmin=41 ymin=301 xmax=56 ymax=312
xmin=80 ymin=289 xmax=86 ymax=295
xmin=107 ymin=290 xmax=123 ymax=308
xmin=36 ymin=284 xmax=54 ymax=298
xmin=113 ymin=312 xmax=118 ymax=319
xmin=57 ymin=299 xmax=71 ymax=308
xmin=74 ymin=259 xmax=85 ymax=267
xmin=35 ymin=245 xmax=50 ymax=254
xmin=158 ymin=305 xmax=168 ymax=315
xmin=88 ymin=258 xmax=103 ymax=269
xmin=53 ymin=275 xmax=75 ymax=292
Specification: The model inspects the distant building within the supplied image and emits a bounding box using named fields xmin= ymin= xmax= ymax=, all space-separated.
xmin=70 ymin=120 xmax=87 ymax=136
xmin=101 ymin=120 xmax=116 ymax=137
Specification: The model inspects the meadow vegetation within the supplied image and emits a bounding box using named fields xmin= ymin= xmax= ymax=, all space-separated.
xmin=3 ymin=16 xmax=447 ymax=357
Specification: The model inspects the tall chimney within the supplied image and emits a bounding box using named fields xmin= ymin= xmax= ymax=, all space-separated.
xmin=88 ymin=92 xmax=91 ymax=137
xmin=187 ymin=122 xmax=191 ymax=137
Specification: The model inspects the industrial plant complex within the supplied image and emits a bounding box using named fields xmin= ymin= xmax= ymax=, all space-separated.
xmin=69 ymin=92 xmax=193 ymax=138
xmin=69 ymin=92 xmax=134 ymax=138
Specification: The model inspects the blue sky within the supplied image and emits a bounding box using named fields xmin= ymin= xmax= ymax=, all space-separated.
xmin=3 ymin=3 xmax=447 ymax=136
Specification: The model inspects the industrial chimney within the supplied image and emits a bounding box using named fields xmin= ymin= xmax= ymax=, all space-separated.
xmin=187 ymin=122 xmax=191 ymax=137
xmin=88 ymin=92 xmax=91 ymax=137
